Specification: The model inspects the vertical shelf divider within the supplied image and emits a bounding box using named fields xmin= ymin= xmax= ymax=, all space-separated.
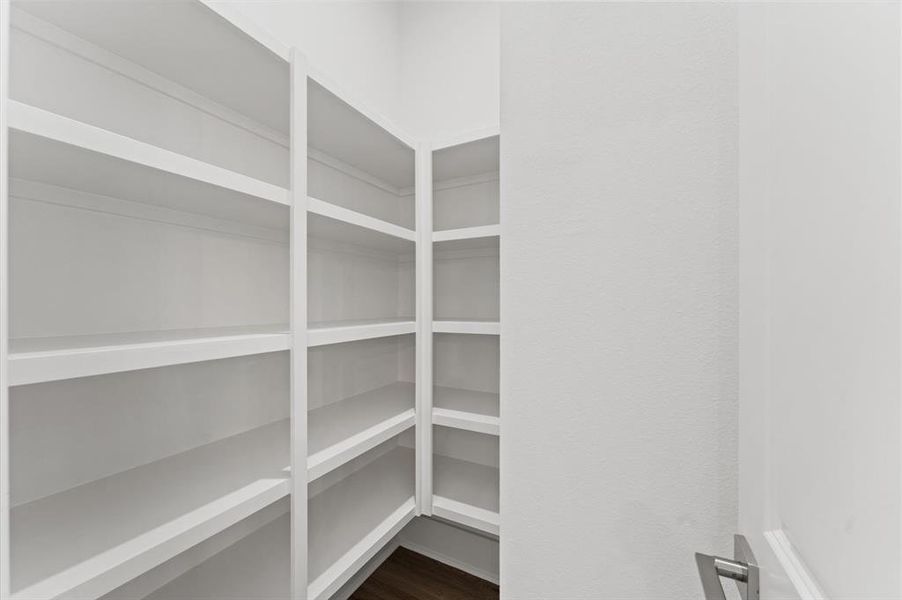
xmin=416 ymin=143 xmax=434 ymax=516
xmin=289 ymin=47 xmax=309 ymax=600
xmin=0 ymin=0 xmax=10 ymax=595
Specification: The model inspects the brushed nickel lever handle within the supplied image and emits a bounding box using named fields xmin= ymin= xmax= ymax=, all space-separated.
xmin=696 ymin=534 xmax=760 ymax=600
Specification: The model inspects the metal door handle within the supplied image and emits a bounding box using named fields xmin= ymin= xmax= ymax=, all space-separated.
xmin=696 ymin=534 xmax=759 ymax=600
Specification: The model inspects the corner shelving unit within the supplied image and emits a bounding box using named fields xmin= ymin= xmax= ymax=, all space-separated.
xmin=1 ymin=1 xmax=502 ymax=597
xmin=421 ymin=132 xmax=501 ymax=543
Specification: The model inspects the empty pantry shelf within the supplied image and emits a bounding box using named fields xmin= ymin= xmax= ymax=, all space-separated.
xmin=432 ymin=320 xmax=500 ymax=335
xmin=308 ymin=197 xmax=416 ymax=251
xmin=8 ymin=101 xmax=290 ymax=229
xmin=12 ymin=1 xmax=290 ymax=129
xmin=432 ymin=454 xmax=500 ymax=536
xmin=308 ymin=446 xmax=415 ymax=600
xmin=432 ymin=224 xmax=500 ymax=243
xmin=142 ymin=511 xmax=290 ymax=600
xmin=433 ymin=386 xmax=500 ymax=436
xmin=9 ymin=326 xmax=291 ymax=386
xmin=308 ymin=319 xmax=416 ymax=347
xmin=308 ymin=382 xmax=416 ymax=481
xmin=9 ymin=419 xmax=290 ymax=600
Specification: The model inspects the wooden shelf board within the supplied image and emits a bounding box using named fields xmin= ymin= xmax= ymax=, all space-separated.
xmin=308 ymin=446 xmax=415 ymax=600
xmin=15 ymin=2 xmax=290 ymax=132
xmin=143 ymin=510 xmax=290 ymax=600
xmin=434 ymin=386 xmax=499 ymax=418
xmin=433 ymin=408 xmax=499 ymax=437
xmin=10 ymin=420 xmax=290 ymax=600
xmin=433 ymin=386 xmax=499 ymax=436
xmin=308 ymin=382 xmax=416 ymax=481
xmin=433 ymin=135 xmax=499 ymax=181
xmin=308 ymin=197 xmax=415 ymax=252
xmin=431 ymin=496 xmax=500 ymax=537
xmin=308 ymin=319 xmax=416 ymax=347
xmin=9 ymin=325 xmax=290 ymax=386
xmin=308 ymin=79 xmax=414 ymax=190
xmin=432 ymin=454 xmax=499 ymax=536
xmin=8 ymin=102 xmax=290 ymax=228
xmin=432 ymin=320 xmax=500 ymax=336
xmin=432 ymin=224 xmax=500 ymax=244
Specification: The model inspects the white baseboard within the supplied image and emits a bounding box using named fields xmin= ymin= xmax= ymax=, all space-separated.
xmin=399 ymin=541 xmax=500 ymax=586
xmin=764 ymin=529 xmax=827 ymax=600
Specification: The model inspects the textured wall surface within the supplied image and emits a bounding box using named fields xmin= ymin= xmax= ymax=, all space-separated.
xmin=739 ymin=4 xmax=901 ymax=597
xmin=499 ymin=4 xmax=738 ymax=598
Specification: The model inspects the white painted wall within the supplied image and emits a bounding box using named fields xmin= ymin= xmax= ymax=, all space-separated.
xmin=399 ymin=1 xmax=499 ymax=140
xmin=739 ymin=3 xmax=901 ymax=598
xmin=500 ymin=4 xmax=738 ymax=598
xmin=226 ymin=1 xmax=502 ymax=141
xmin=221 ymin=1 xmax=403 ymax=124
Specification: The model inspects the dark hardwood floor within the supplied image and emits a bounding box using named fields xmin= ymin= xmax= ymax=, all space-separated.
xmin=350 ymin=547 xmax=499 ymax=600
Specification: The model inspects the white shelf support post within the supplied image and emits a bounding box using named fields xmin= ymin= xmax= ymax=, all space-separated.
xmin=289 ymin=48 xmax=309 ymax=600
xmin=415 ymin=143 xmax=434 ymax=516
xmin=0 ymin=0 xmax=11 ymax=596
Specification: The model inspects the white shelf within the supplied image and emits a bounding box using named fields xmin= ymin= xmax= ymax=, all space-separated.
xmin=433 ymin=224 xmax=500 ymax=243
xmin=433 ymin=126 xmax=501 ymax=153
xmin=309 ymin=79 xmax=414 ymax=190
xmin=10 ymin=420 xmax=290 ymax=600
xmin=308 ymin=318 xmax=416 ymax=347
xmin=429 ymin=135 xmax=501 ymax=545
xmin=432 ymin=454 xmax=500 ymax=536
xmin=432 ymin=320 xmax=500 ymax=335
xmin=15 ymin=1 xmax=289 ymax=132
xmin=309 ymin=197 xmax=416 ymax=251
xmin=144 ymin=511 xmax=290 ymax=600
xmin=433 ymin=134 xmax=500 ymax=181
xmin=308 ymin=446 xmax=416 ymax=600
xmin=8 ymin=101 xmax=290 ymax=228
xmin=432 ymin=496 xmax=500 ymax=538
xmin=433 ymin=409 xmax=499 ymax=436
xmin=308 ymin=382 xmax=416 ymax=481
xmin=433 ymin=386 xmax=500 ymax=436
xmin=9 ymin=325 xmax=291 ymax=386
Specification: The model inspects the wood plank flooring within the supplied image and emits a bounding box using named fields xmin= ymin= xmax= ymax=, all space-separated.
xmin=350 ymin=547 xmax=499 ymax=600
